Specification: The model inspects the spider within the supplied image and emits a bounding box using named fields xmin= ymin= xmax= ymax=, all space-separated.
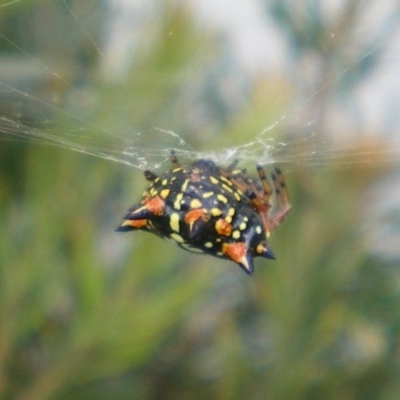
xmin=117 ymin=152 xmax=291 ymax=274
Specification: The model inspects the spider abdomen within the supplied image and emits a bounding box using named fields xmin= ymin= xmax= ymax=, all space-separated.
xmin=117 ymin=158 xmax=290 ymax=274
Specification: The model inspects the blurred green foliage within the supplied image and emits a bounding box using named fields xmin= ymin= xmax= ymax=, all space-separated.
xmin=0 ymin=1 xmax=400 ymax=400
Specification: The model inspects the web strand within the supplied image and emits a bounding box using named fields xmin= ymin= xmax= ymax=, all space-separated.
xmin=0 ymin=1 xmax=399 ymax=171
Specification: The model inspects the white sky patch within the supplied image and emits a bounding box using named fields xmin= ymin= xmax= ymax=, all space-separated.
xmin=189 ymin=0 xmax=289 ymax=74
xmin=99 ymin=0 xmax=159 ymax=81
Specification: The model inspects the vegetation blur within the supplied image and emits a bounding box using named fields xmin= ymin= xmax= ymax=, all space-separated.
xmin=0 ymin=1 xmax=399 ymax=399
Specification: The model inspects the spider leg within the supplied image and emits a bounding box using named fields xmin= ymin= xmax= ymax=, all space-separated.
xmin=267 ymin=168 xmax=291 ymax=232
xmin=256 ymin=165 xmax=272 ymax=203
xmin=272 ymin=168 xmax=289 ymax=210
xmin=170 ymin=150 xmax=180 ymax=169
xmin=226 ymin=159 xmax=239 ymax=172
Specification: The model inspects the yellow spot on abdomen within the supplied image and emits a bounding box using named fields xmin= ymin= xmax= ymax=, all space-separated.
xmin=239 ymin=222 xmax=247 ymax=230
xmin=232 ymin=230 xmax=241 ymax=239
xmin=169 ymin=213 xmax=180 ymax=232
xmin=210 ymin=208 xmax=222 ymax=217
xmin=217 ymin=194 xmax=228 ymax=204
xmin=174 ymin=193 xmax=183 ymax=210
xmin=190 ymin=199 xmax=202 ymax=208
xmin=181 ymin=179 xmax=190 ymax=192
xmin=220 ymin=176 xmax=232 ymax=185
xmin=160 ymin=189 xmax=170 ymax=199
xmin=222 ymin=184 xmax=233 ymax=193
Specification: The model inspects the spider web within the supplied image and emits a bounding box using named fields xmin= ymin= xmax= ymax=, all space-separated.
xmin=0 ymin=0 xmax=399 ymax=172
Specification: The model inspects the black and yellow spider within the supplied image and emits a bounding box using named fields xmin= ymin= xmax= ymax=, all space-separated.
xmin=117 ymin=152 xmax=291 ymax=274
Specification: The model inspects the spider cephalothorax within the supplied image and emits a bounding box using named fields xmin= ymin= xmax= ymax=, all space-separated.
xmin=117 ymin=152 xmax=291 ymax=274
